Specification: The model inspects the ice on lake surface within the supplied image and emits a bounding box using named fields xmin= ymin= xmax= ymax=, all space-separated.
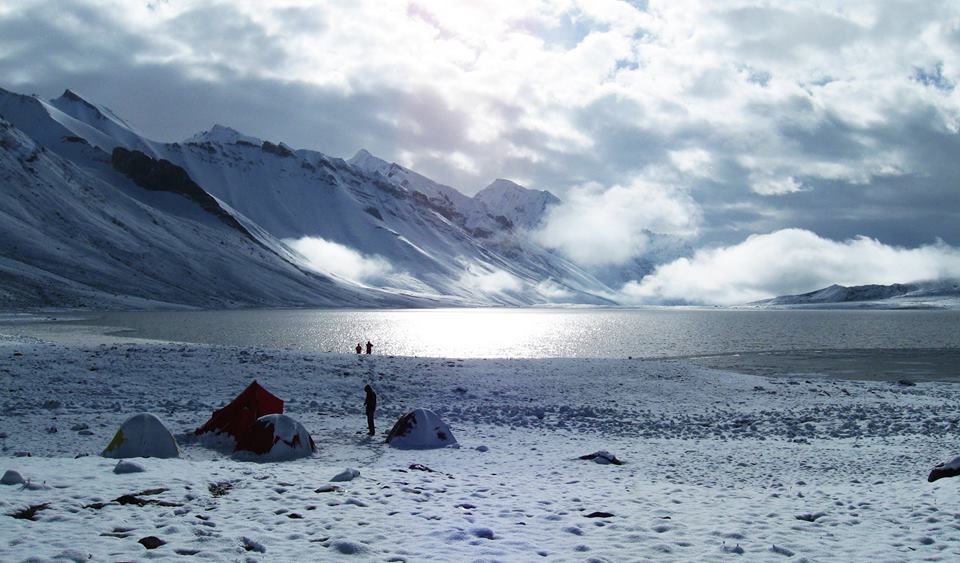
xmin=12 ymin=307 xmax=960 ymax=380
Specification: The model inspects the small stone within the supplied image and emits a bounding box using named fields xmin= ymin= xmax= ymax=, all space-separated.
xmin=578 ymin=451 xmax=623 ymax=465
xmin=330 ymin=468 xmax=360 ymax=482
xmin=470 ymin=527 xmax=495 ymax=540
xmin=242 ymin=536 xmax=266 ymax=553
xmin=408 ymin=463 xmax=434 ymax=472
xmin=138 ymin=536 xmax=165 ymax=550
xmin=113 ymin=460 xmax=146 ymax=474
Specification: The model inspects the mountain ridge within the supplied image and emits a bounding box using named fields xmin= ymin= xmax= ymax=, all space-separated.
xmin=752 ymin=280 xmax=960 ymax=308
xmin=0 ymin=85 xmax=619 ymax=308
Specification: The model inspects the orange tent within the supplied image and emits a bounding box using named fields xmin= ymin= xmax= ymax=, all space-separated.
xmin=195 ymin=380 xmax=283 ymax=440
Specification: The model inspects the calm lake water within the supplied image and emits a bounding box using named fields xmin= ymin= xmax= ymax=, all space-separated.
xmin=40 ymin=308 xmax=959 ymax=380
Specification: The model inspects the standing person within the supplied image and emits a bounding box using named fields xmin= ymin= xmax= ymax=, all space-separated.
xmin=355 ymin=342 xmax=362 ymax=354
xmin=365 ymin=340 xmax=373 ymax=355
xmin=364 ymin=384 xmax=377 ymax=436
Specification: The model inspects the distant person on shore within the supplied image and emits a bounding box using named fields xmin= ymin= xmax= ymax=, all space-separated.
xmin=364 ymin=384 xmax=377 ymax=436
xmin=366 ymin=340 xmax=373 ymax=354
xmin=355 ymin=343 xmax=362 ymax=354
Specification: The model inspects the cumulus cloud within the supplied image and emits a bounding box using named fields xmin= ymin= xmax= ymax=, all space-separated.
xmin=284 ymin=237 xmax=393 ymax=284
xmin=535 ymin=279 xmax=574 ymax=301
xmin=534 ymin=179 xmax=701 ymax=267
xmin=621 ymin=229 xmax=960 ymax=305
xmin=458 ymin=265 xmax=523 ymax=294
xmin=1 ymin=0 xmax=958 ymax=248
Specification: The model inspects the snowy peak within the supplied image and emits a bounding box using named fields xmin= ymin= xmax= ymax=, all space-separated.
xmin=41 ymin=87 xmax=158 ymax=156
xmin=50 ymin=89 xmax=136 ymax=132
xmin=475 ymin=178 xmax=560 ymax=230
xmin=54 ymin=89 xmax=101 ymax=114
xmin=186 ymin=124 xmax=263 ymax=146
xmin=348 ymin=148 xmax=391 ymax=173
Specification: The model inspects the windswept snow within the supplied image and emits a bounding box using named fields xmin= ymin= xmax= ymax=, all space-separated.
xmin=1 ymin=333 xmax=958 ymax=561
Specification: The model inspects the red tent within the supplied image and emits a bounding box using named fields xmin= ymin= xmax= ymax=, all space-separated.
xmin=195 ymin=380 xmax=284 ymax=440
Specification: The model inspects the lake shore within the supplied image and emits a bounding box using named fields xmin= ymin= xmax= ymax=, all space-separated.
xmin=2 ymin=327 xmax=960 ymax=561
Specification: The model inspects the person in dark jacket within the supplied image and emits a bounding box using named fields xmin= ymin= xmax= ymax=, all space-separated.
xmin=364 ymin=384 xmax=377 ymax=436
xmin=365 ymin=340 xmax=373 ymax=354
xmin=355 ymin=342 xmax=362 ymax=354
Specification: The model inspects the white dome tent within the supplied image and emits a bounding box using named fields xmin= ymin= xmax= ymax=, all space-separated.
xmin=234 ymin=414 xmax=316 ymax=461
xmin=385 ymin=408 xmax=458 ymax=449
xmin=102 ymin=413 xmax=180 ymax=459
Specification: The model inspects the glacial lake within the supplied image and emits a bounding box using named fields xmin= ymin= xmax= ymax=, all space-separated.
xmin=24 ymin=307 xmax=960 ymax=381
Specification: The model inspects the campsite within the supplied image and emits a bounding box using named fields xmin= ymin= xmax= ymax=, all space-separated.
xmin=3 ymin=337 xmax=960 ymax=561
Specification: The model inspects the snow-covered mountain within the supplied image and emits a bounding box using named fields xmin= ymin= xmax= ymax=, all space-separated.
xmin=0 ymin=115 xmax=401 ymax=309
xmin=474 ymin=178 xmax=559 ymax=231
xmin=753 ymin=281 xmax=960 ymax=308
xmin=347 ymin=149 xmax=502 ymax=238
xmin=0 ymin=86 xmax=618 ymax=308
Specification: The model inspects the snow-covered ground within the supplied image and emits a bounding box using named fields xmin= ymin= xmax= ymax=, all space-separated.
xmin=2 ymin=328 xmax=959 ymax=561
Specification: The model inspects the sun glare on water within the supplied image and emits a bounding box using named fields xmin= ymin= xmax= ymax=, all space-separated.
xmin=373 ymin=309 xmax=582 ymax=358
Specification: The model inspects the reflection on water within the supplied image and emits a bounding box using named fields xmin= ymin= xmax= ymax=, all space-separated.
xmin=56 ymin=308 xmax=960 ymax=363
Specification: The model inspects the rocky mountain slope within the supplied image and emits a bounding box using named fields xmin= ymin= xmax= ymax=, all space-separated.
xmin=0 ymin=86 xmax=619 ymax=308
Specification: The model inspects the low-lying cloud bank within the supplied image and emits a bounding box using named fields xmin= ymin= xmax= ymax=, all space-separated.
xmin=285 ymin=237 xmax=393 ymax=284
xmin=621 ymin=229 xmax=960 ymax=305
xmin=458 ymin=265 xmax=522 ymax=295
xmin=534 ymin=179 xmax=700 ymax=268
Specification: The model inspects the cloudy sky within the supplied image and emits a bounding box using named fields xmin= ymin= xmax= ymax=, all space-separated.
xmin=2 ymin=0 xmax=959 ymax=302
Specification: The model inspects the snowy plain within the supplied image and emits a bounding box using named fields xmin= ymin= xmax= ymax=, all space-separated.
xmin=1 ymin=324 xmax=960 ymax=562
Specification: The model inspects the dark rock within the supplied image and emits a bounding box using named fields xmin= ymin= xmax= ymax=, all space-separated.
xmin=409 ymin=463 xmax=435 ymax=472
xmin=578 ymin=451 xmax=623 ymax=465
xmin=138 ymin=536 xmax=165 ymax=549
xmin=111 ymin=147 xmax=256 ymax=241
xmin=242 ymin=536 xmax=266 ymax=553
xmin=261 ymin=141 xmax=294 ymax=158
xmin=795 ymin=512 xmax=827 ymax=522
xmin=9 ymin=503 xmax=49 ymax=520
xmin=928 ymin=457 xmax=960 ymax=482
xmin=208 ymin=481 xmax=232 ymax=497
xmin=470 ymin=527 xmax=495 ymax=539
xmin=113 ymin=493 xmax=181 ymax=508
xmin=584 ymin=511 xmax=615 ymax=518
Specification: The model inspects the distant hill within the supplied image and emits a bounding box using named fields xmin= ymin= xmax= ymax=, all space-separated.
xmin=752 ymin=281 xmax=960 ymax=308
